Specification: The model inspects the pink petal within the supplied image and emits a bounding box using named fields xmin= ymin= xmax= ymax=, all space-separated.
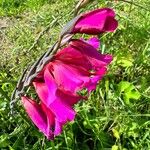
xmin=80 ymin=37 xmax=100 ymax=49
xmin=70 ymin=39 xmax=113 ymax=68
xmin=33 ymin=82 xmax=49 ymax=104
xmin=21 ymin=96 xmax=53 ymax=139
xmin=54 ymin=39 xmax=112 ymax=94
xmin=56 ymin=89 xmax=83 ymax=106
xmin=41 ymin=102 xmax=63 ymax=137
xmin=44 ymin=69 xmax=76 ymax=123
xmin=51 ymin=61 xmax=84 ymax=93
xmin=44 ymin=70 xmax=57 ymax=98
xmin=43 ymin=69 xmax=58 ymax=105
xmin=54 ymin=119 xmax=63 ymax=136
xmin=104 ymin=16 xmax=118 ymax=32
xmin=49 ymin=98 xmax=76 ymax=123
xmin=87 ymin=67 xmax=107 ymax=91
xmin=55 ymin=47 xmax=92 ymax=70
xmin=72 ymin=8 xmax=118 ymax=34
xmin=33 ymin=80 xmax=82 ymax=107
xmin=86 ymin=37 xmax=100 ymax=49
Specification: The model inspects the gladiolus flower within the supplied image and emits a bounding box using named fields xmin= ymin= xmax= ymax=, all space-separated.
xmin=72 ymin=8 xmax=118 ymax=34
xmin=22 ymin=69 xmax=81 ymax=139
xmin=22 ymin=37 xmax=112 ymax=140
xmin=21 ymin=6 xmax=118 ymax=140
xmin=52 ymin=38 xmax=112 ymax=93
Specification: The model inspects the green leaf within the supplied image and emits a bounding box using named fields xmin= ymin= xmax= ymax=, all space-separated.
xmin=112 ymin=128 xmax=120 ymax=139
xmin=117 ymin=81 xmax=141 ymax=105
xmin=117 ymin=56 xmax=133 ymax=67
xmin=0 ymin=134 xmax=10 ymax=148
xmin=112 ymin=145 xmax=119 ymax=150
xmin=125 ymin=90 xmax=141 ymax=100
xmin=118 ymin=81 xmax=131 ymax=93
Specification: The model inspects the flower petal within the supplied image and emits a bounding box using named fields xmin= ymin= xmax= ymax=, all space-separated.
xmin=44 ymin=69 xmax=76 ymax=123
xmin=49 ymin=98 xmax=76 ymax=123
xmin=21 ymin=96 xmax=53 ymax=139
xmin=72 ymin=8 xmax=118 ymax=34
xmin=88 ymin=67 xmax=107 ymax=91
xmin=86 ymin=37 xmax=100 ymax=49
xmin=56 ymin=89 xmax=82 ymax=106
xmin=104 ymin=15 xmax=118 ymax=32
xmin=70 ymin=39 xmax=113 ymax=68
xmin=33 ymin=82 xmax=49 ymax=104
xmin=41 ymin=102 xmax=62 ymax=137
xmin=51 ymin=61 xmax=84 ymax=93
xmin=54 ymin=119 xmax=63 ymax=136
xmin=55 ymin=47 xmax=92 ymax=70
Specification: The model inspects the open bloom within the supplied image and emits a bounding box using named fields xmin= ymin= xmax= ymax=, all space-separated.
xmin=22 ymin=69 xmax=81 ymax=139
xmin=22 ymin=37 xmax=112 ymax=139
xmin=52 ymin=38 xmax=112 ymax=93
xmin=72 ymin=8 xmax=118 ymax=34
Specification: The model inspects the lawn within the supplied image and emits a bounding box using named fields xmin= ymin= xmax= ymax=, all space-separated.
xmin=0 ymin=0 xmax=150 ymax=149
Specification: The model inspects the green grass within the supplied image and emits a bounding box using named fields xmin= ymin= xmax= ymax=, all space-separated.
xmin=0 ymin=0 xmax=150 ymax=149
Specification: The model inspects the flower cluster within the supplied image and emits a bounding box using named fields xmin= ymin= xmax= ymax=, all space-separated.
xmin=21 ymin=8 xmax=118 ymax=140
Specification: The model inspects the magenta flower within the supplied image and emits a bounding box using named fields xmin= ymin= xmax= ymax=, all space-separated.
xmin=72 ymin=8 xmax=118 ymax=34
xmin=52 ymin=38 xmax=112 ymax=93
xmin=21 ymin=37 xmax=112 ymax=140
xmin=22 ymin=37 xmax=113 ymax=139
xmin=21 ymin=7 xmax=118 ymax=140
xmin=22 ymin=68 xmax=82 ymax=139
